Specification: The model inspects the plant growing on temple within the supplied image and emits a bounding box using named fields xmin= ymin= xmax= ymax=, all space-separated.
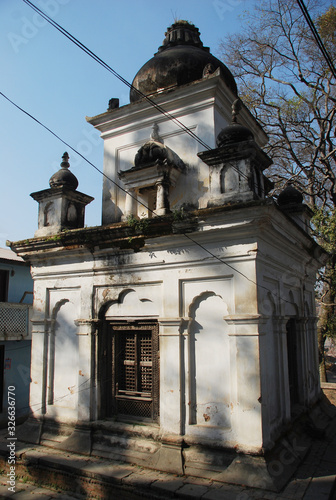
xmin=219 ymin=0 xmax=336 ymax=379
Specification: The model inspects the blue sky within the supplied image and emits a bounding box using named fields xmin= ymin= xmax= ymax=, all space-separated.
xmin=0 ymin=0 xmax=249 ymax=247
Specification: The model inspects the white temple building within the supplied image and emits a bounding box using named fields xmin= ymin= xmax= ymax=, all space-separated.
xmin=11 ymin=21 xmax=328 ymax=489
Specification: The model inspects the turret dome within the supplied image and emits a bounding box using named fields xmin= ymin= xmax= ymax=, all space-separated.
xmin=49 ymin=152 xmax=78 ymax=191
xmin=278 ymin=183 xmax=304 ymax=206
xmin=216 ymin=98 xmax=254 ymax=148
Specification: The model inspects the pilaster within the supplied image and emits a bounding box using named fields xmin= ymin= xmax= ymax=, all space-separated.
xmin=74 ymin=319 xmax=101 ymax=422
xmin=158 ymin=318 xmax=184 ymax=435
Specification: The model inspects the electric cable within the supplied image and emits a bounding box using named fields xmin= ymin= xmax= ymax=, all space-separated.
xmin=22 ymin=0 xmax=211 ymax=152
xmin=1 ymin=3 xmax=310 ymax=322
xmin=296 ymin=0 xmax=336 ymax=80
xmin=0 ymin=91 xmax=151 ymax=216
xmin=0 ymin=89 xmax=302 ymax=309
xmin=21 ymin=0 xmax=260 ymax=193
xmin=2 ymin=0 xmax=322 ymax=422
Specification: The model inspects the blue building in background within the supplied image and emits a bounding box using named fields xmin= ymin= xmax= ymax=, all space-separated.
xmin=0 ymin=248 xmax=33 ymax=426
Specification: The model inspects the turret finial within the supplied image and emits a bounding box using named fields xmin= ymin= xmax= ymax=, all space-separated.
xmin=151 ymin=123 xmax=164 ymax=144
xmin=61 ymin=152 xmax=70 ymax=169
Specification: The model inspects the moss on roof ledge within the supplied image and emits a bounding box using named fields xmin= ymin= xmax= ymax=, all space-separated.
xmin=8 ymin=199 xmax=276 ymax=257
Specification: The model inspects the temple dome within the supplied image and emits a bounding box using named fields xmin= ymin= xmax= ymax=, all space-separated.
xmin=217 ymin=122 xmax=254 ymax=148
xmin=134 ymin=140 xmax=185 ymax=171
xmin=278 ymin=184 xmax=303 ymax=206
xmin=49 ymin=152 xmax=78 ymax=191
xmin=130 ymin=21 xmax=237 ymax=103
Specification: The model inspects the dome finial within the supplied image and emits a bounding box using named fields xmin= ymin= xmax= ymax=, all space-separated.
xmin=61 ymin=152 xmax=70 ymax=169
xmin=232 ymin=99 xmax=242 ymax=124
xmin=151 ymin=123 xmax=164 ymax=144
xmin=49 ymin=152 xmax=78 ymax=190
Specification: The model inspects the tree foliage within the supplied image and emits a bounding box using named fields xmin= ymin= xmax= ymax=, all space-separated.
xmin=219 ymin=0 xmax=336 ymax=377
xmin=220 ymin=0 xmax=336 ymax=206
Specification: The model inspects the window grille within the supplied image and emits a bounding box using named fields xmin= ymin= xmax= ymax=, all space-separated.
xmin=0 ymin=303 xmax=29 ymax=337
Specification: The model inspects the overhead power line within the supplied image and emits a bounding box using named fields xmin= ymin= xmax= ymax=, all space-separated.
xmin=0 ymin=89 xmax=295 ymax=308
xmin=1 ymin=2 xmax=302 ymax=310
xmin=21 ymin=0 xmax=264 ymax=195
xmin=22 ymin=0 xmax=211 ymax=151
xmin=297 ymin=0 xmax=336 ymax=80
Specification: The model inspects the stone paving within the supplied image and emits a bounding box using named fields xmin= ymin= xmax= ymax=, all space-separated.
xmin=0 ymin=477 xmax=83 ymax=499
xmin=0 ymin=406 xmax=335 ymax=499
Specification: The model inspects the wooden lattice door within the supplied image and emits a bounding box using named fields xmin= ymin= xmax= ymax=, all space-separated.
xmin=101 ymin=321 xmax=159 ymax=421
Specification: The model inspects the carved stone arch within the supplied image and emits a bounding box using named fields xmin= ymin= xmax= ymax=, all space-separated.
xmin=103 ymin=288 xmax=157 ymax=319
xmin=97 ymin=289 xmax=136 ymax=320
xmin=66 ymin=201 xmax=78 ymax=226
xmin=220 ymin=163 xmax=238 ymax=194
xmin=51 ymin=298 xmax=70 ymax=322
xmin=188 ymin=291 xmax=219 ymax=331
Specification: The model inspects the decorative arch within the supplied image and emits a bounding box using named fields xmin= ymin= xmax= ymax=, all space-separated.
xmin=285 ymin=290 xmax=299 ymax=317
xmin=220 ymin=163 xmax=238 ymax=194
xmin=97 ymin=289 xmax=136 ymax=320
xmin=102 ymin=288 xmax=157 ymax=319
xmin=97 ymin=286 xmax=160 ymax=422
xmin=187 ymin=290 xmax=231 ymax=428
xmin=48 ymin=299 xmax=78 ymax=409
xmin=51 ymin=298 xmax=70 ymax=321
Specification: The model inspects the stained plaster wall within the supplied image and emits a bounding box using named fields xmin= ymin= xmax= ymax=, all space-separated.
xmin=28 ymin=222 xmax=266 ymax=451
xmin=255 ymin=216 xmax=321 ymax=446
xmin=88 ymin=75 xmax=268 ymax=225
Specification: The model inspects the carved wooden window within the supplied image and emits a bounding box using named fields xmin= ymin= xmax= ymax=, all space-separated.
xmin=100 ymin=321 xmax=159 ymax=422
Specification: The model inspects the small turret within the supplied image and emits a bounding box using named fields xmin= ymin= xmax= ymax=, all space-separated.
xmin=30 ymin=153 xmax=94 ymax=237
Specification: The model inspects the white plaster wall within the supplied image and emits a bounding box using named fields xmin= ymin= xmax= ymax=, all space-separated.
xmin=25 ymin=202 xmax=322 ymax=453
xmin=101 ymin=109 xmax=213 ymax=222
xmin=52 ymin=301 xmax=78 ymax=410
xmin=191 ymin=295 xmax=231 ymax=428
xmin=256 ymin=219 xmax=322 ymax=446
xmin=88 ymin=77 xmax=254 ymax=224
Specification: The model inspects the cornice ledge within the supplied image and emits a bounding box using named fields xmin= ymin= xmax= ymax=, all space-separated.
xmin=75 ymin=318 xmax=101 ymax=335
xmin=224 ymin=314 xmax=263 ymax=325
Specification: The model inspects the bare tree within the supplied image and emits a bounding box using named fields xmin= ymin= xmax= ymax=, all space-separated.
xmin=219 ymin=0 xmax=336 ymax=380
